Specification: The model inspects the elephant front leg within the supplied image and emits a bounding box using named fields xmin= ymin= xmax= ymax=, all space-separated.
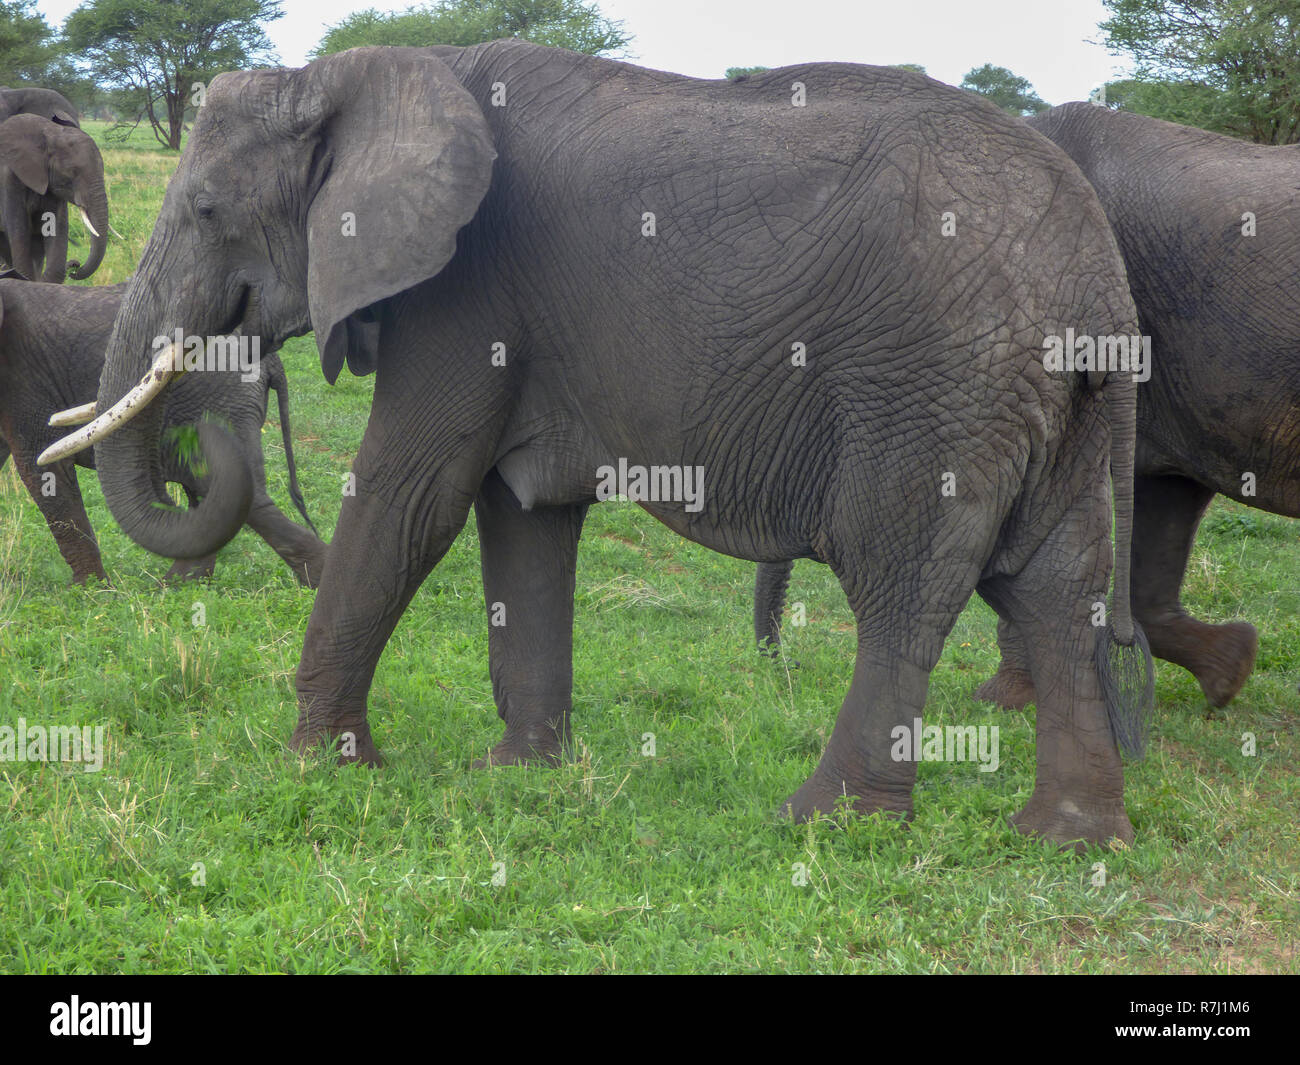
xmin=473 ymin=468 xmax=585 ymax=768
xmin=41 ymin=202 xmax=68 ymax=283
xmin=292 ymin=474 xmax=476 ymax=766
xmin=1131 ymin=475 xmax=1256 ymax=706
xmin=3 ymin=212 xmax=35 ymax=280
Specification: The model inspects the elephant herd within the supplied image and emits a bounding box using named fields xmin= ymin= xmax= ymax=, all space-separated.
xmin=0 ymin=85 xmax=327 ymax=586
xmin=5 ymin=43 xmax=1295 ymax=852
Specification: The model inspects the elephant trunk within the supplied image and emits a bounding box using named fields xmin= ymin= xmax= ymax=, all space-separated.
xmin=70 ymin=178 xmax=109 ymax=280
xmin=90 ymin=270 xmax=254 ymax=562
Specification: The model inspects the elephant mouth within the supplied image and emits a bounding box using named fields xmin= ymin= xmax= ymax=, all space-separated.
xmin=38 ymin=284 xmax=268 ymax=464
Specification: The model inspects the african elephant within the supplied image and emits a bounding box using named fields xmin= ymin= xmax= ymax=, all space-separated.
xmin=975 ymin=102 xmax=1300 ymax=710
xmin=0 ymin=86 xmax=80 ymax=127
xmin=758 ymin=102 xmax=1300 ymax=710
xmin=0 ymin=114 xmax=109 ymax=282
xmin=43 ymin=43 xmax=1153 ymax=847
xmin=0 ymin=277 xmax=326 ymax=585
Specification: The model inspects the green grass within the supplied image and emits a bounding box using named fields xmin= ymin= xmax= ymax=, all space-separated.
xmin=1 ymin=127 xmax=1297 ymax=974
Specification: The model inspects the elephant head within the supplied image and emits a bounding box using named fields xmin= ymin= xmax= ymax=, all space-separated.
xmin=40 ymin=47 xmax=495 ymax=562
xmin=0 ymin=114 xmax=109 ymax=280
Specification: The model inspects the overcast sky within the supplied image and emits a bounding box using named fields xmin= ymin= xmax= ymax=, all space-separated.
xmin=34 ymin=0 xmax=1131 ymax=106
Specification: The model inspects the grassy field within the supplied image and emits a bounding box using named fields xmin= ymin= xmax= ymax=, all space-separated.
xmin=0 ymin=122 xmax=1296 ymax=974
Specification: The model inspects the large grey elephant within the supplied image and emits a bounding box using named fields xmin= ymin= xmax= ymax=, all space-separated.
xmin=758 ymin=102 xmax=1300 ymax=711
xmin=42 ymin=43 xmax=1153 ymax=847
xmin=0 ymin=86 xmax=80 ymax=127
xmin=1 ymin=277 xmax=326 ymax=585
xmin=0 ymin=114 xmax=109 ymax=282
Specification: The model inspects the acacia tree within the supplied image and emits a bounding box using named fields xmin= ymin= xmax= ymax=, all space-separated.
xmin=314 ymin=0 xmax=630 ymax=58
xmin=960 ymin=64 xmax=1048 ymax=115
xmin=0 ymin=2 xmax=101 ymax=109
xmin=1100 ymin=0 xmax=1300 ymax=143
xmin=0 ymin=0 xmax=59 ymax=83
xmin=63 ymin=0 xmax=282 ymax=148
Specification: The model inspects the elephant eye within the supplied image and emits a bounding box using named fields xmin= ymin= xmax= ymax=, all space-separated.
xmin=195 ymin=201 xmax=217 ymax=223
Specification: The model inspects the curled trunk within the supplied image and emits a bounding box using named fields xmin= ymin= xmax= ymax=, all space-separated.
xmin=70 ymin=178 xmax=109 ymax=281
xmin=93 ymin=277 xmax=255 ymax=562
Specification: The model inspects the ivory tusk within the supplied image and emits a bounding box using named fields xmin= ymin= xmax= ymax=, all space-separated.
xmin=79 ymin=208 xmax=101 ymax=238
xmin=37 ymin=344 xmax=182 ymax=465
xmin=108 ymin=223 xmax=125 ymax=240
xmin=49 ymin=401 xmax=98 ymax=427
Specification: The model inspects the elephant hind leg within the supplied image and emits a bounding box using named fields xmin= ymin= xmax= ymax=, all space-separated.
xmin=782 ymin=540 xmax=990 ymax=825
xmin=972 ymin=615 xmax=1038 ymax=709
xmin=1132 ymin=475 xmax=1256 ymax=706
xmin=9 ymin=448 xmax=107 ymax=584
xmin=245 ymin=494 xmax=328 ymax=588
xmin=977 ymin=477 xmax=1134 ymax=851
xmin=754 ymin=560 xmax=793 ymax=656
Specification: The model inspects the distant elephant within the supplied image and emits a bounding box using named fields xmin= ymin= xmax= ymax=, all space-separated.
xmin=0 ymin=113 xmax=108 ymax=282
xmin=759 ymin=103 xmax=1300 ymax=711
xmin=0 ymin=277 xmax=327 ymax=586
xmin=0 ymin=86 xmax=80 ymax=127
xmin=44 ymin=44 xmax=1152 ymax=847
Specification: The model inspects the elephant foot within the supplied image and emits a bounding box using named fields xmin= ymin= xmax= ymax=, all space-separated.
xmin=1009 ymin=791 xmax=1133 ymax=853
xmin=285 ymin=545 xmax=328 ymax=589
xmin=779 ymin=772 xmax=913 ymax=824
xmin=1143 ymin=614 xmax=1258 ymax=708
xmin=472 ymin=724 xmax=569 ymax=769
xmin=165 ymin=556 xmax=216 ymax=582
xmin=289 ymin=719 xmax=383 ymax=766
xmin=1190 ymin=622 xmax=1257 ymax=708
xmin=296 ymin=557 xmax=326 ymax=589
xmin=973 ymin=667 xmax=1036 ymax=709
xmin=71 ymin=567 xmax=110 ymax=586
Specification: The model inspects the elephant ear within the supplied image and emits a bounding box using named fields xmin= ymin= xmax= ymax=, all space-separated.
xmin=0 ymin=121 xmax=49 ymax=194
xmin=292 ymin=47 xmax=496 ymax=383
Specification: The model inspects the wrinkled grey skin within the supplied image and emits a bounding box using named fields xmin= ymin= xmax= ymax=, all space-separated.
xmin=978 ymin=102 xmax=1300 ymax=710
xmin=84 ymin=43 xmax=1147 ymax=846
xmin=759 ymin=102 xmax=1299 ymax=709
xmin=0 ymin=278 xmax=326 ymax=585
xmin=0 ymin=86 xmax=80 ymax=127
xmin=0 ymin=114 xmax=108 ymax=282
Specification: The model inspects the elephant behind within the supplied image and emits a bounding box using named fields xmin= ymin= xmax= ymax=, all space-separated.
xmin=0 ymin=113 xmax=109 ymax=282
xmin=0 ymin=86 xmax=80 ymax=127
xmin=0 ymin=277 xmax=326 ymax=585
xmin=47 ymin=44 xmax=1152 ymax=848
xmin=760 ymin=103 xmax=1300 ymax=711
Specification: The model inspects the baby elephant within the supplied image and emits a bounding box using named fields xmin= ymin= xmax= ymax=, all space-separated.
xmin=0 ymin=276 xmax=327 ymax=585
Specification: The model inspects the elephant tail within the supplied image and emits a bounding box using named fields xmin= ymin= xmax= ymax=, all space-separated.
xmin=267 ymin=355 xmax=319 ymax=538
xmin=1095 ymin=371 xmax=1154 ymax=758
xmin=754 ymin=560 xmax=794 ymax=655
